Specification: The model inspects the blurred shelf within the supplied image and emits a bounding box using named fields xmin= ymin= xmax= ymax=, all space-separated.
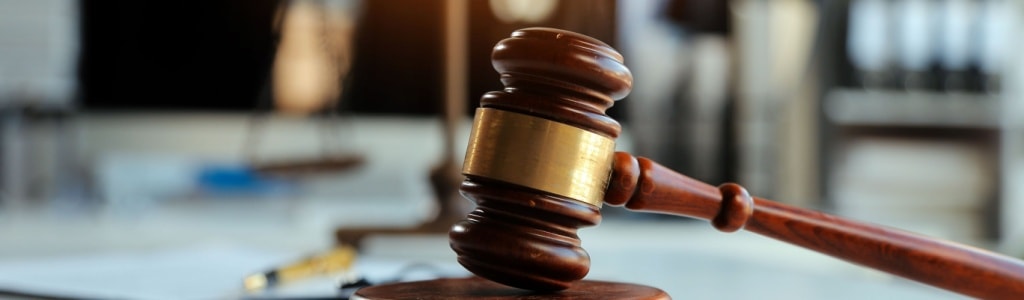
xmin=824 ymin=89 xmax=1001 ymax=128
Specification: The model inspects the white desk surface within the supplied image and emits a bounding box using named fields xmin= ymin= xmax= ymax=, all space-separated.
xmin=0 ymin=211 xmax=960 ymax=300
xmin=0 ymin=115 xmax=964 ymax=299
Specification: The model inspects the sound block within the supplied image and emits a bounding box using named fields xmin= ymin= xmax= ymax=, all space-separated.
xmin=352 ymin=277 xmax=670 ymax=300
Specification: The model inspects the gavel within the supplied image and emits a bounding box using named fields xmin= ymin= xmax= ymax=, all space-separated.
xmin=447 ymin=28 xmax=1024 ymax=299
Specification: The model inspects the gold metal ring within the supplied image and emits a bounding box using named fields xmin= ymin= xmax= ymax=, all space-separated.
xmin=462 ymin=108 xmax=615 ymax=207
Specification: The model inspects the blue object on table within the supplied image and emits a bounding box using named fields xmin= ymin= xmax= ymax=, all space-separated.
xmin=197 ymin=164 xmax=294 ymax=197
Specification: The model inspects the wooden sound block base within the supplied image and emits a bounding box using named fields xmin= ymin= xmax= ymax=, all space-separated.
xmin=352 ymin=277 xmax=670 ymax=300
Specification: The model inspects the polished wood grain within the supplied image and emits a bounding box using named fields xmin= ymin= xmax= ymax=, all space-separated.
xmin=449 ymin=27 xmax=1024 ymax=299
xmin=449 ymin=27 xmax=631 ymax=291
xmin=605 ymin=153 xmax=1024 ymax=299
xmin=352 ymin=277 xmax=670 ymax=300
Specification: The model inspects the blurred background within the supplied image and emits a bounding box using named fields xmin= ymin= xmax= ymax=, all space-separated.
xmin=0 ymin=0 xmax=1022 ymax=299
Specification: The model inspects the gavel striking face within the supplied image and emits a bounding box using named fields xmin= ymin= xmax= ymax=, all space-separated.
xmin=449 ymin=28 xmax=1024 ymax=298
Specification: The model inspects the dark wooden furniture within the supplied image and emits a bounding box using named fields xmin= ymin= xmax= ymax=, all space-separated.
xmin=449 ymin=27 xmax=1024 ymax=299
xmin=352 ymin=277 xmax=669 ymax=300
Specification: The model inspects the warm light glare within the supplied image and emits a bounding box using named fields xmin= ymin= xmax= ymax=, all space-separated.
xmin=489 ymin=0 xmax=558 ymax=23
xmin=273 ymin=1 xmax=353 ymax=115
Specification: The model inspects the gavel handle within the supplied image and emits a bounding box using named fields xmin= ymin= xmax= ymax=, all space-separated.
xmin=605 ymin=152 xmax=1024 ymax=299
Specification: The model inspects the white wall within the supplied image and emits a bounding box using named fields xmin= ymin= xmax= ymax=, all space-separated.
xmin=0 ymin=0 xmax=78 ymax=107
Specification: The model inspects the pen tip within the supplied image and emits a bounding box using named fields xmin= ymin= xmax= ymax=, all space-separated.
xmin=243 ymin=274 xmax=269 ymax=291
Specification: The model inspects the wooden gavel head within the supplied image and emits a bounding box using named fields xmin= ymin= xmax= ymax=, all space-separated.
xmin=448 ymin=27 xmax=632 ymax=291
